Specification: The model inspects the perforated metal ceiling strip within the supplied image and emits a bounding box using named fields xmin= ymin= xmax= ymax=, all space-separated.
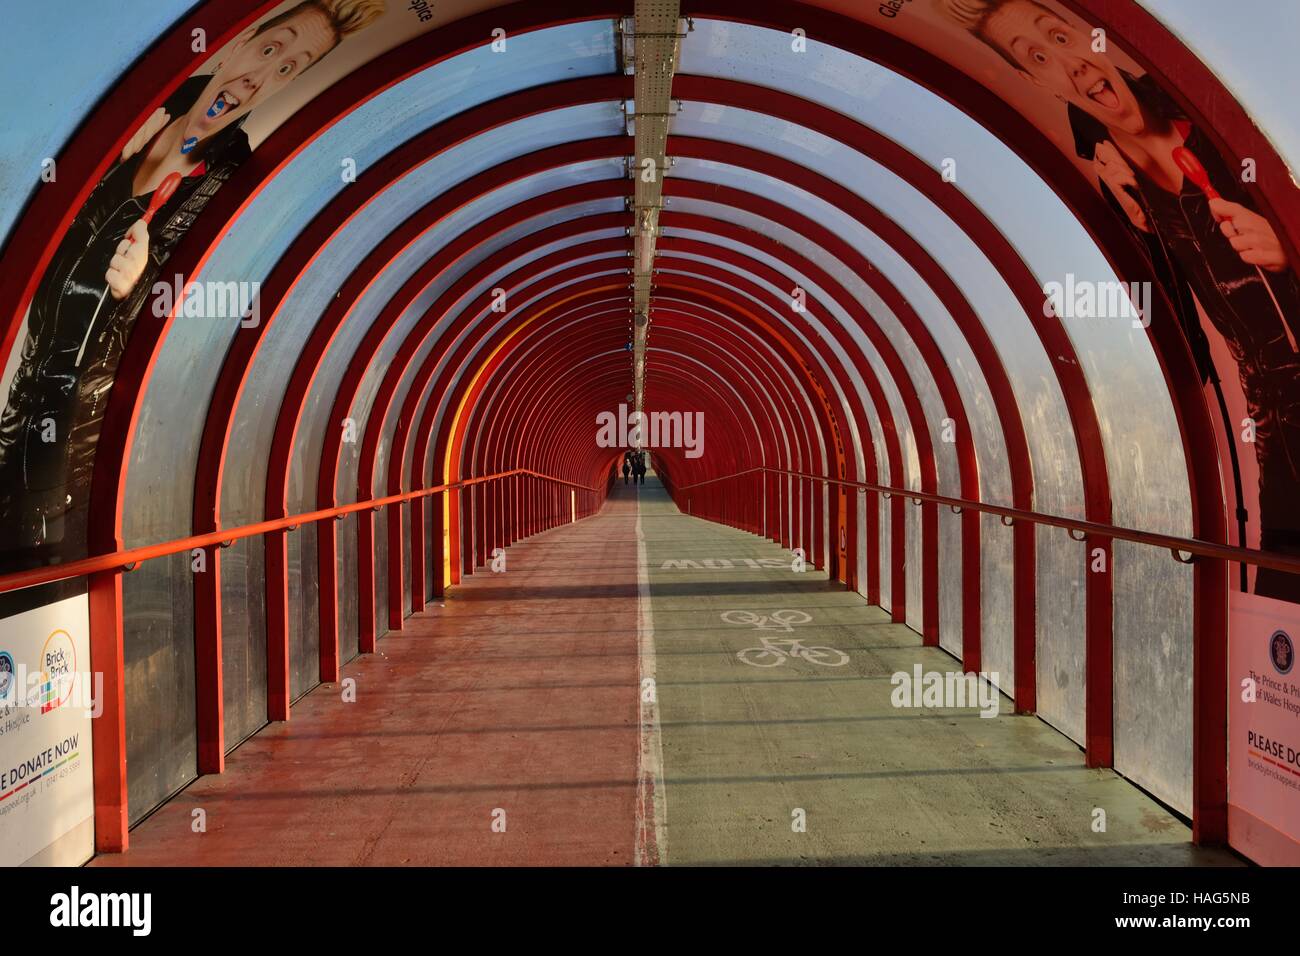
xmin=630 ymin=0 xmax=682 ymax=411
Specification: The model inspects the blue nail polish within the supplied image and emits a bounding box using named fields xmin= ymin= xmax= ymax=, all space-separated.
xmin=206 ymin=96 xmax=226 ymax=119
xmin=180 ymin=136 xmax=198 ymax=154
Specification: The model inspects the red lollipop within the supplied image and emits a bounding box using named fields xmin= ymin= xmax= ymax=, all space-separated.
xmin=131 ymin=171 xmax=183 ymax=239
xmin=1172 ymin=146 xmax=1221 ymax=202
xmin=79 ymin=171 xmax=186 ymax=364
xmin=1172 ymin=146 xmax=1296 ymax=348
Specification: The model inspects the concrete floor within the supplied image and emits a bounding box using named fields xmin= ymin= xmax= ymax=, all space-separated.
xmin=638 ymin=479 xmax=1237 ymax=866
xmin=94 ymin=476 xmax=1239 ymax=866
xmin=94 ymin=490 xmax=644 ymax=866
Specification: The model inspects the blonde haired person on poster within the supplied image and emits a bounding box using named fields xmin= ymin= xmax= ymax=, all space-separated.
xmin=0 ymin=1 xmax=384 ymax=581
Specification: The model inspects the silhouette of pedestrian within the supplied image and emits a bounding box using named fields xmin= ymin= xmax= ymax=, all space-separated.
xmin=622 ymin=450 xmax=632 ymax=485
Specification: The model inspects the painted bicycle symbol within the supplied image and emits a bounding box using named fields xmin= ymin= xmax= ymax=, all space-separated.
xmin=719 ymin=609 xmax=811 ymax=632
xmin=720 ymin=609 xmax=848 ymax=668
xmin=735 ymin=636 xmax=849 ymax=668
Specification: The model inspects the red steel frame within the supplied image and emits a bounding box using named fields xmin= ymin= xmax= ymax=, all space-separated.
xmin=0 ymin=0 xmax=1273 ymax=851
xmin=421 ymin=277 xmax=800 ymax=556
xmin=214 ymin=140 xmax=628 ymax=743
xmin=664 ymin=199 xmax=986 ymax=659
xmin=479 ymin=308 xmax=812 ymax=547
xmin=332 ymin=151 xmax=1024 ymax=658
xmin=205 ymin=116 xmax=1075 ymax=763
xmin=682 ymin=0 xmax=1232 ymax=836
xmin=466 ymin=313 xmax=796 ymax=559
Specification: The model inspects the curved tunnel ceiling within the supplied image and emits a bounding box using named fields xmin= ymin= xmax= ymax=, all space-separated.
xmin=4 ymin=0 xmax=1300 ymax=848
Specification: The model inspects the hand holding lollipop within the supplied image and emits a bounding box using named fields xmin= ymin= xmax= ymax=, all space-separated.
xmin=105 ymin=171 xmax=182 ymax=300
xmin=77 ymin=172 xmax=183 ymax=366
xmin=1173 ymin=146 xmax=1289 ymax=272
xmin=1174 ymin=145 xmax=1295 ymax=352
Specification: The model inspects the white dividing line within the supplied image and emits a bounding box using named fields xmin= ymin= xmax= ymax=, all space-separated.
xmin=634 ymin=498 xmax=668 ymax=866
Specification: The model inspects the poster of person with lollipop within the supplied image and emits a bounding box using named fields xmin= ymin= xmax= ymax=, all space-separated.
xmin=936 ymin=0 xmax=1300 ymax=605
xmin=0 ymin=0 xmax=385 ymax=580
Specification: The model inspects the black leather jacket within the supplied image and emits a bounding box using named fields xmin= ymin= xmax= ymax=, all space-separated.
xmin=1071 ymin=73 xmax=1300 ymax=599
xmin=0 ymin=76 xmax=249 ymax=568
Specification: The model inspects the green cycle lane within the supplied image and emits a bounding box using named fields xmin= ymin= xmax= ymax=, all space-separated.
xmin=635 ymin=475 xmax=1237 ymax=866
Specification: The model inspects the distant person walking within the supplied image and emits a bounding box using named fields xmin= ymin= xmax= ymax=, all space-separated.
xmin=622 ymin=450 xmax=632 ymax=485
xmin=633 ymin=451 xmax=647 ymax=486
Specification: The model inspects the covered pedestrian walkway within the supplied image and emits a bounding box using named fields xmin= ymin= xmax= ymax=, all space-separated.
xmin=90 ymin=478 xmax=1236 ymax=866
xmin=2 ymin=0 xmax=1299 ymax=873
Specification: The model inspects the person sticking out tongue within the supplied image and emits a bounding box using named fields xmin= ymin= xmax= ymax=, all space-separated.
xmin=110 ymin=0 xmax=386 ymax=300
xmin=0 ymin=1 xmax=385 ymax=571
xmin=938 ymin=0 xmax=1300 ymax=601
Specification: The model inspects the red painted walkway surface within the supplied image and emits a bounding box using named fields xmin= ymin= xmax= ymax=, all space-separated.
xmin=93 ymin=484 xmax=643 ymax=866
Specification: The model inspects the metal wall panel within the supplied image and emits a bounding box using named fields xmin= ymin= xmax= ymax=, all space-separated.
xmin=123 ymin=553 xmax=196 ymax=825
xmin=905 ymin=499 xmax=922 ymax=633
xmin=1113 ymin=539 xmax=1194 ymax=814
xmin=425 ymin=498 xmax=437 ymax=601
xmin=403 ymin=502 xmax=414 ymax=619
xmin=1035 ymin=527 xmax=1087 ymax=746
xmin=337 ymin=513 xmax=360 ymax=666
xmin=856 ymin=492 xmax=868 ymax=599
xmin=287 ymin=523 xmax=321 ymax=701
xmin=374 ymin=505 xmax=389 ymax=647
xmin=878 ymin=494 xmax=892 ymax=613
xmin=219 ymin=535 xmax=267 ymax=748
xmin=938 ymin=506 xmax=962 ymax=659
xmin=981 ymin=516 xmax=1015 ymax=694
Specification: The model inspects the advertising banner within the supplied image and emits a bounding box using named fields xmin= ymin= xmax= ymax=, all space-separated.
xmin=0 ymin=594 xmax=95 ymax=866
xmin=0 ymin=0 xmax=493 ymax=584
xmin=1228 ymin=591 xmax=1300 ymax=865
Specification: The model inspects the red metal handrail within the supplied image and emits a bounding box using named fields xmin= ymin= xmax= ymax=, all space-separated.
xmin=0 ymin=468 xmax=595 ymax=595
xmin=678 ymin=465 xmax=1300 ymax=576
